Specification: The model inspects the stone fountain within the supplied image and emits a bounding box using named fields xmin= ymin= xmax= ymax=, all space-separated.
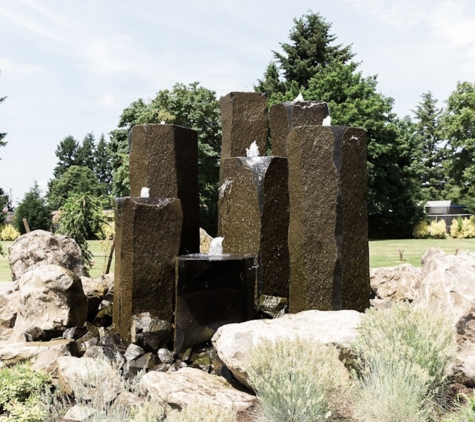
xmin=113 ymin=91 xmax=371 ymax=351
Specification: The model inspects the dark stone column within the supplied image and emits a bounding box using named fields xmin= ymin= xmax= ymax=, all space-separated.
xmin=287 ymin=125 xmax=370 ymax=313
xmin=220 ymin=92 xmax=268 ymax=160
xmin=219 ymin=157 xmax=290 ymax=298
xmin=129 ymin=124 xmax=199 ymax=255
xmin=113 ymin=197 xmax=182 ymax=343
xmin=174 ymin=254 xmax=255 ymax=352
xmin=269 ymin=101 xmax=329 ymax=157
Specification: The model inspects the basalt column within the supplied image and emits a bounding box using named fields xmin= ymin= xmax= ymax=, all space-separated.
xmin=269 ymin=100 xmax=329 ymax=157
xmin=219 ymin=157 xmax=290 ymax=299
xmin=113 ymin=197 xmax=183 ymax=343
xmin=287 ymin=125 xmax=371 ymax=313
xmin=129 ymin=124 xmax=199 ymax=255
xmin=220 ymin=92 xmax=268 ymax=162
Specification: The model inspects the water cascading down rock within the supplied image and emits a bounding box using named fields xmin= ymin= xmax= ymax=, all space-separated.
xmin=113 ymin=124 xmax=199 ymax=343
xmin=287 ymin=125 xmax=371 ymax=312
xmin=219 ymin=92 xmax=290 ymax=299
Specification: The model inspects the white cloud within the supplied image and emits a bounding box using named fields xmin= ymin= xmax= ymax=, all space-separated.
xmin=0 ymin=58 xmax=43 ymax=75
xmin=99 ymin=94 xmax=117 ymax=107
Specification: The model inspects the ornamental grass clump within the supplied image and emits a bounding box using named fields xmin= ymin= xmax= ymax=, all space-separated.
xmin=165 ymin=401 xmax=237 ymax=422
xmin=247 ymin=336 xmax=346 ymax=422
xmin=353 ymin=302 xmax=457 ymax=422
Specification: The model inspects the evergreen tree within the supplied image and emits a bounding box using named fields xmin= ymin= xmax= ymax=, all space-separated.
xmin=53 ymin=136 xmax=80 ymax=178
xmin=47 ymin=165 xmax=105 ymax=211
xmin=57 ymin=193 xmax=106 ymax=271
xmin=77 ymin=132 xmax=96 ymax=170
xmin=412 ymin=92 xmax=447 ymax=200
xmin=442 ymin=81 xmax=475 ymax=210
xmin=14 ymin=182 xmax=51 ymax=235
xmin=256 ymin=12 xmax=353 ymax=97
xmin=95 ymin=134 xmax=113 ymax=195
xmin=109 ymin=82 xmax=221 ymax=234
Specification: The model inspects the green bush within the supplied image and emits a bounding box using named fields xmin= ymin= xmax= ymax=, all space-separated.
xmin=247 ymin=336 xmax=346 ymax=422
xmin=0 ymin=364 xmax=51 ymax=422
xmin=450 ymin=217 xmax=475 ymax=239
xmin=353 ymin=303 xmax=456 ymax=421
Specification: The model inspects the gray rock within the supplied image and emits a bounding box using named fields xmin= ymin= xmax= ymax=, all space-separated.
xmin=158 ymin=348 xmax=174 ymax=364
xmin=370 ymin=263 xmax=422 ymax=302
xmin=10 ymin=264 xmax=87 ymax=342
xmin=63 ymin=405 xmax=98 ymax=422
xmin=8 ymin=230 xmax=85 ymax=280
xmin=140 ymin=367 xmax=257 ymax=412
xmin=124 ymin=344 xmax=145 ymax=362
xmin=212 ymin=309 xmax=361 ymax=388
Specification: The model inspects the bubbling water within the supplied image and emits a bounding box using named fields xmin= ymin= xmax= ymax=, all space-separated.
xmin=246 ymin=141 xmax=259 ymax=158
xmin=208 ymin=237 xmax=224 ymax=256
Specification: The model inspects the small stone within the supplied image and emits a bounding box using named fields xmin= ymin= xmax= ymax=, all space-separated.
xmin=63 ymin=405 xmax=97 ymax=421
xmin=125 ymin=344 xmax=145 ymax=362
xmin=158 ymin=348 xmax=174 ymax=364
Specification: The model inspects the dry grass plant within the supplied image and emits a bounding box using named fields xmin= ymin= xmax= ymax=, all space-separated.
xmin=165 ymin=401 xmax=237 ymax=422
xmin=247 ymin=336 xmax=347 ymax=422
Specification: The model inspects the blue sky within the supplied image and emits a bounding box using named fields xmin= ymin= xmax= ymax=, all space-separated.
xmin=0 ymin=0 xmax=474 ymax=205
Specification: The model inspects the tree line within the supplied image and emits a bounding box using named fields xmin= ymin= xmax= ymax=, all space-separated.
xmin=2 ymin=11 xmax=475 ymax=241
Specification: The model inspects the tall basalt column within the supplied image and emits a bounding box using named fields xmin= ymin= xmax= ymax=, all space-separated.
xmin=129 ymin=124 xmax=199 ymax=255
xmin=220 ymin=92 xmax=268 ymax=161
xmin=269 ymin=101 xmax=329 ymax=157
xmin=219 ymin=157 xmax=290 ymax=298
xmin=113 ymin=197 xmax=183 ymax=343
xmin=287 ymin=125 xmax=370 ymax=313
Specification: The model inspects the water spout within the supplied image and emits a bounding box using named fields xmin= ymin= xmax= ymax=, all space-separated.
xmin=322 ymin=115 xmax=332 ymax=126
xmin=140 ymin=187 xmax=150 ymax=198
xmin=246 ymin=141 xmax=259 ymax=158
xmin=293 ymin=92 xmax=304 ymax=102
xmin=209 ymin=237 xmax=224 ymax=256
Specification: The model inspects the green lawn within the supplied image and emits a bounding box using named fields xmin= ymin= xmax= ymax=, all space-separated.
xmin=1 ymin=238 xmax=475 ymax=282
xmin=0 ymin=239 xmax=114 ymax=282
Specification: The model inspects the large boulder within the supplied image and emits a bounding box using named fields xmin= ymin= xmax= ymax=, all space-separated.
xmin=10 ymin=264 xmax=87 ymax=342
xmin=413 ymin=248 xmax=475 ymax=387
xmin=0 ymin=282 xmax=19 ymax=338
xmin=140 ymin=367 xmax=257 ymax=413
xmin=8 ymin=230 xmax=85 ymax=280
xmin=212 ymin=309 xmax=361 ymax=388
xmin=370 ymin=263 xmax=422 ymax=302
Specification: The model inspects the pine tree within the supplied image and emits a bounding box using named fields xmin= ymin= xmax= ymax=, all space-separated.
xmin=0 ymin=70 xmax=6 ymax=154
xmin=256 ymin=12 xmax=353 ymax=98
xmin=77 ymin=132 xmax=96 ymax=170
xmin=412 ymin=92 xmax=447 ymax=200
xmin=95 ymin=134 xmax=113 ymax=195
xmin=53 ymin=136 xmax=80 ymax=178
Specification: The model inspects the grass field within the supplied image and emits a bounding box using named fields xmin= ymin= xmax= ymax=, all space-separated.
xmin=1 ymin=238 xmax=475 ymax=282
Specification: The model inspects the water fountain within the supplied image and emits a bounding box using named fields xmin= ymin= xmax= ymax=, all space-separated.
xmin=113 ymin=90 xmax=371 ymax=352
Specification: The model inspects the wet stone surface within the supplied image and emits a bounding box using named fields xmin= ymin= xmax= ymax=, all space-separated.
xmin=174 ymin=254 xmax=256 ymax=352
xmin=219 ymin=157 xmax=290 ymax=298
xmin=287 ymin=125 xmax=370 ymax=312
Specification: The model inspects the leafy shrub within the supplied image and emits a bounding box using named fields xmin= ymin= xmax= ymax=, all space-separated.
xmin=413 ymin=220 xmax=429 ymax=238
xmin=428 ymin=219 xmax=447 ymax=239
xmin=0 ymin=364 xmax=51 ymax=421
xmin=451 ymin=217 xmax=475 ymax=239
xmin=165 ymin=401 xmax=236 ymax=422
xmin=247 ymin=336 xmax=346 ymax=422
xmin=353 ymin=302 xmax=456 ymax=421
xmin=0 ymin=224 xmax=20 ymax=241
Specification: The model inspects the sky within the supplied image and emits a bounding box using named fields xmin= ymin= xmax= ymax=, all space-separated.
xmin=0 ymin=0 xmax=474 ymax=206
